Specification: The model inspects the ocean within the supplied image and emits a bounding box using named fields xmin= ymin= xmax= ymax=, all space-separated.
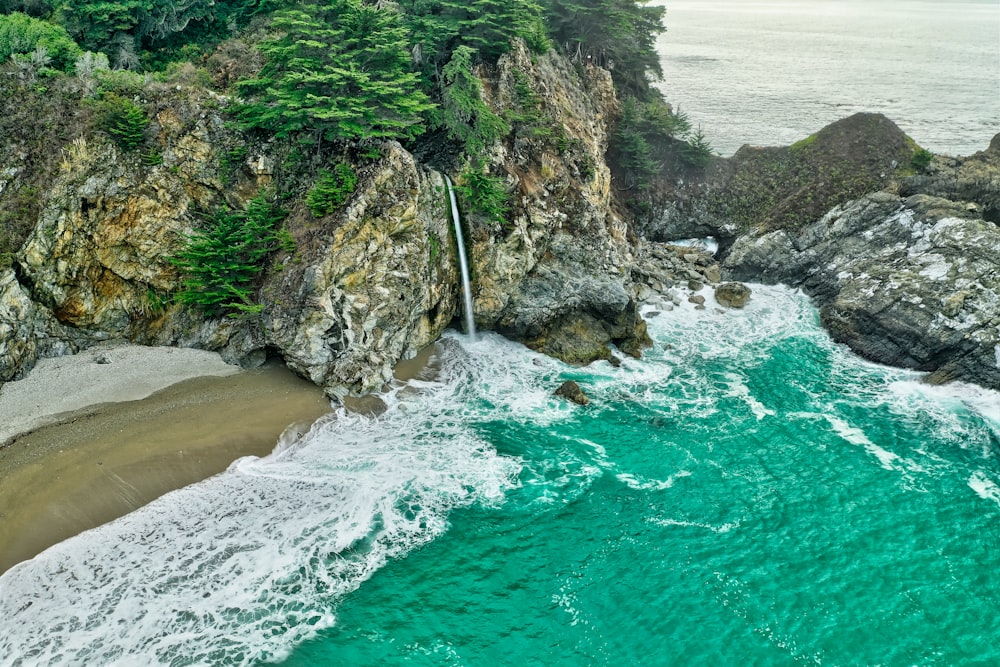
xmin=3 ymin=4 xmax=1000 ymax=665
xmin=655 ymin=0 xmax=1000 ymax=156
xmin=2 ymin=287 xmax=999 ymax=665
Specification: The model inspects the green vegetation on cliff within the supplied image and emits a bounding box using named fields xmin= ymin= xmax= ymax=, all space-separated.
xmin=0 ymin=0 xmax=702 ymax=314
xmin=173 ymin=192 xmax=287 ymax=316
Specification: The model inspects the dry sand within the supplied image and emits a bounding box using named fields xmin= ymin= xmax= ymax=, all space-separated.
xmin=0 ymin=345 xmax=333 ymax=574
xmin=0 ymin=345 xmax=243 ymax=446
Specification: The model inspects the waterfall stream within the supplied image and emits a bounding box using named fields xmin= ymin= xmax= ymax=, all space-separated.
xmin=444 ymin=175 xmax=476 ymax=338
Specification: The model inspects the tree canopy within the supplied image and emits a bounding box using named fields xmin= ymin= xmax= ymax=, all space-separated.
xmin=544 ymin=0 xmax=665 ymax=100
xmin=0 ymin=11 xmax=80 ymax=69
xmin=235 ymin=0 xmax=434 ymax=144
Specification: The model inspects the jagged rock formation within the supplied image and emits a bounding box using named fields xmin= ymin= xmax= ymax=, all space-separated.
xmin=255 ymin=143 xmax=458 ymax=398
xmin=724 ymin=138 xmax=1000 ymax=389
xmin=469 ymin=41 xmax=650 ymax=363
xmin=0 ymin=45 xmax=665 ymax=396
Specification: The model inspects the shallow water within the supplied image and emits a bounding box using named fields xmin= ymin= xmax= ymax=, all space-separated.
xmin=655 ymin=0 xmax=1000 ymax=156
xmin=2 ymin=286 xmax=998 ymax=665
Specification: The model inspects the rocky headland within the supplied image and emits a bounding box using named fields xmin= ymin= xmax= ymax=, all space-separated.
xmin=663 ymin=125 xmax=1000 ymax=390
xmin=1 ymin=46 xmax=998 ymax=401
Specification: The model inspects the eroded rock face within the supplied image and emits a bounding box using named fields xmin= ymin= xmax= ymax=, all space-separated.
xmin=19 ymin=111 xmax=228 ymax=335
xmin=725 ymin=191 xmax=1000 ymax=389
xmin=471 ymin=41 xmax=649 ymax=363
xmin=0 ymin=269 xmax=77 ymax=381
xmin=259 ymin=143 xmax=458 ymax=398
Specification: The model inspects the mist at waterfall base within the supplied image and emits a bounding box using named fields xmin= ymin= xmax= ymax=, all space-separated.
xmin=656 ymin=0 xmax=1000 ymax=156
xmin=3 ymin=286 xmax=1000 ymax=665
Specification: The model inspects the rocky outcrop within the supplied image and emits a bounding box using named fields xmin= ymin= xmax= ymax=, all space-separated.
xmin=255 ymin=143 xmax=458 ymax=398
xmin=0 ymin=269 xmax=80 ymax=381
xmin=644 ymin=113 xmax=920 ymax=245
xmin=724 ymin=188 xmax=1000 ymax=389
xmin=469 ymin=41 xmax=651 ymax=363
xmin=714 ymin=282 xmax=752 ymax=309
xmin=554 ymin=380 xmax=589 ymax=405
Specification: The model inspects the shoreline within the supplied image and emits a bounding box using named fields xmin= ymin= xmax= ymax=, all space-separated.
xmin=0 ymin=353 xmax=333 ymax=575
xmin=0 ymin=342 xmax=440 ymax=575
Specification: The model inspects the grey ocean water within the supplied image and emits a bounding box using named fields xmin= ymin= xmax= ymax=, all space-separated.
xmin=655 ymin=0 xmax=1000 ymax=156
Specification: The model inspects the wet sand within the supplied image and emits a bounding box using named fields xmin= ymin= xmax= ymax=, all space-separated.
xmin=0 ymin=343 xmax=440 ymax=575
xmin=0 ymin=363 xmax=332 ymax=574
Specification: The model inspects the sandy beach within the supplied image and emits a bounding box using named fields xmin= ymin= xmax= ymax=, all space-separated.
xmin=0 ymin=345 xmax=333 ymax=574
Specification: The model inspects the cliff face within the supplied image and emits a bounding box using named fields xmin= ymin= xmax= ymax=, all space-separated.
xmin=470 ymin=42 xmax=650 ymax=362
xmin=0 ymin=46 xmax=655 ymax=396
xmin=723 ymin=136 xmax=1000 ymax=390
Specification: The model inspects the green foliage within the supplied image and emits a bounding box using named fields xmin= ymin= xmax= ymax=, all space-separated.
xmin=306 ymin=163 xmax=358 ymax=217
xmin=613 ymin=97 xmax=658 ymax=191
xmin=0 ymin=12 xmax=81 ymax=70
xmin=456 ymin=165 xmax=510 ymax=225
xmin=504 ymin=69 xmax=559 ymax=140
xmin=911 ymin=148 xmax=933 ymax=172
xmin=440 ymin=46 xmax=509 ymax=155
xmin=93 ymin=93 xmax=149 ymax=151
xmin=679 ymin=126 xmax=714 ymax=169
xmin=402 ymin=0 xmax=545 ymax=72
xmin=55 ymin=0 xmax=216 ymax=62
xmin=172 ymin=192 xmax=286 ymax=317
xmin=236 ymin=0 xmax=435 ymax=144
xmin=543 ymin=0 xmax=665 ymax=100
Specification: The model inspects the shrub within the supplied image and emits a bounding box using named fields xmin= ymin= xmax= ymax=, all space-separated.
xmin=172 ymin=192 xmax=286 ymax=317
xmin=0 ymin=12 xmax=81 ymax=70
xmin=440 ymin=46 xmax=509 ymax=156
xmin=456 ymin=165 xmax=510 ymax=225
xmin=306 ymin=164 xmax=358 ymax=217
xmin=93 ymin=93 xmax=149 ymax=151
xmin=911 ymin=148 xmax=933 ymax=172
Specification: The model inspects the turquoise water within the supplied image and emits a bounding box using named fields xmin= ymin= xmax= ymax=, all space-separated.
xmin=2 ymin=286 xmax=999 ymax=665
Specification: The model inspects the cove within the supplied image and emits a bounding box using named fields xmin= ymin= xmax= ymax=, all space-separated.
xmin=2 ymin=286 xmax=998 ymax=665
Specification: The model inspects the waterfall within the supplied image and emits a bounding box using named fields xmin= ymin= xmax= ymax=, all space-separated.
xmin=444 ymin=176 xmax=477 ymax=338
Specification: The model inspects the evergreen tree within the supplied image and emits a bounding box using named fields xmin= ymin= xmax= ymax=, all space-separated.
xmin=440 ymin=46 xmax=509 ymax=154
xmin=236 ymin=0 xmax=435 ymax=144
xmin=173 ymin=193 xmax=286 ymax=317
xmin=543 ymin=0 xmax=665 ymax=99
xmin=402 ymin=0 xmax=545 ymax=73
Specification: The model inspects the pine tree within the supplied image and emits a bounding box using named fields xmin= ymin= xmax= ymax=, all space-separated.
xmin=440 ymin=46 xmax=509 ymax=155
xmin=543 ymin=0 xmax=665 ymax=100
xmin=173 ymin=193 xmax=286 ymax=317
xmin=236 ymin=0 xmax=435 ymax=144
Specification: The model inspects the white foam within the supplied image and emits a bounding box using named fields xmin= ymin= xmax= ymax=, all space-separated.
xmin=825 ymin=414 xmax=909 ymax=472
xmin=888 ymin=378 xmax=1000 ymax=440
xmin=667 ymin=236 xmax=720 ymax=255
xmin=0 ymin=338 xmax=522 ymax=666
xmin=723 ymin=372 xmax=775 ymax=421
xmin=650 ymin=517 xmax=740 ymax=534
xmin=968 ymin=471 xmax=1000 ymax=506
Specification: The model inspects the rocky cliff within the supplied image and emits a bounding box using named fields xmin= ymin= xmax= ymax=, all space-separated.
xmin=0 ymin=45 xmax=673 ymax=398
xmin=723 ymin=135 xmax=1000 ymax=390
xmin=2 ymin=56 xmax=996 ymax=398
xmin=468 ymin=42 xmax=650 ymax=362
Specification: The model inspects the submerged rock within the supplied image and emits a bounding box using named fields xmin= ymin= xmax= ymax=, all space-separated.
xmin=714 ymin=282 xmax=752 ymax=309
xmin=554 ymin=380 xmax=589 ymax=405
